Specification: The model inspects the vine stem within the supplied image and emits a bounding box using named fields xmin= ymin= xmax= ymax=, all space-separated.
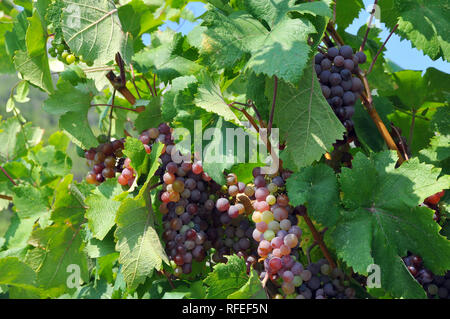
xmin=91 ymin=104 xmax=143 ymax=113
xmin=129 ymin=64 xmax=142 ymax=99
xmin=0 ymin=194 xmax=13 ymax=201
xmin=359 ymin=0 xmax=379 ymax=52
xmin=367 ymin=24 xmax=399 ymax=75
xmin=302 ymin=212 xmax=337 ymax=269
xmin=390 ymin=123 xmax=410 ymax=161
xmin=107 ymin=89 xmax=116 ymax=141
xmin=408 ymin=108 xmax=416 ymax=147
xmin=0 ymin=166 xmax=17 ymax=186
xmin=267 ymin=76 xmax=278 ymax=137
xmin=143 ymin=77 xmax=155 ymax=97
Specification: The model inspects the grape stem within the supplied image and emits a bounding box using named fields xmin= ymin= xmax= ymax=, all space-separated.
xmin=0 ymin=194 xmax=13 ymax=201
xmin=267 ymin=76 xmax=278 ymax=137
xmin=408 ymin=108 xmax=416 ymax=147
xmin=161 ymin=270 xmax=175 ymax=289
xmin=91 ymin=104 xmax=143 ymax=113
xmin=228 ymin=102 xmax=260 ymax=133
xmin=129 ymin=64 xmax=142 ymax=99
xmin=143 ymin=76 xmax=155 ymax=97
xmin=359 ymin=0 xmax=379 ymax=52
xmin=0 ymin=166 xmax=17 ymax=186
xmin=326 ymin=23 xmax=405 ymax=164
xmin=390 ymin=123 xmax=410 ymax=161
xmin=302 ymin=212 xmax=337 ymax=269
xmin=366 ymin=24 xmax=399 ymax=75
xmin=107 ymin=89 xmax=116 ymax=141
xmin=306 ymin=227 xmax=328 ymax=265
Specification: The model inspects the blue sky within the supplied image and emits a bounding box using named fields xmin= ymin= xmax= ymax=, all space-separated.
xmin=154 ymin=1 xmax=449 ymax=74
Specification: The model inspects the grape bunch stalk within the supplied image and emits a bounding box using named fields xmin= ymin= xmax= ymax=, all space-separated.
xmin=315 ymin=45 xmax=367 ymax=134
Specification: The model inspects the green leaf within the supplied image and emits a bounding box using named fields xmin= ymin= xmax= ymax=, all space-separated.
xmin=0 ymin=257 xmax=38 ymax=289
xmin=335 ymin=0 xmax=364 ymax=31
xmin=332 ymin=151 xmax=450 ymax=298
xmin=59 ymin=111 xmax=98 ymax=149
xmin=227 ymin=267 xmax=266 ymax=299
xmin=194 ymin=71 xmax=240 ymax=123
xmin=43 ymin=79 xmax=97 ymax=115
xmin=14 ymin=50 xmax=54 ymax=94
xmin=353 ymin=97 xmax=394 ymax=153
xmin=133 ymin=30 xmax=202 ymax=82
xmin=114 ymin=197 xmax=169 ymax=290
xmin=286 ymin=164 xmax=340 ymax=227
xmin=134 ymin=98 xmax=163 ymax=133
xmin=25 ymin=10 xmax=46 ymax=57
xmin=118 ymin=0 xmax=164 ymax=37
xmin=61 ymin=0 xmax=133 ymax=65
xmin=27 ymin=221 xmax=89 ymax=292
xmin=85 ymin=179 xmax=123 ymax=241
xmin=200 ymin=2 xmax=330 ymax=83
xmin=204 ymin=255 xmax=258 ymax=299
xmin=379 ymin=0 xmax=450 ymax=61
xmin=12 ymin=185 xmax=52 ymax=219
xmin=269 ymin=63 xmax=345 ymax=171
xmin=122 ymin=137 xmax=148 ymax=177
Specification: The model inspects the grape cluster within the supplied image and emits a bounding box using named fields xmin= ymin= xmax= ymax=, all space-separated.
xmin=160 ymin=157 xmax=225 ymax=276
xmin=314 ymin=45 xmax=367 ymax=132
xmin=272 ymin=259 xmax=356 ymax=299
xmin=48 ymin=36 xmax=93 ymax=66
xmin=404 ymin=254 xmax=450 ymax=299
xmin=84 ymin=138 xmax=125 ymax=185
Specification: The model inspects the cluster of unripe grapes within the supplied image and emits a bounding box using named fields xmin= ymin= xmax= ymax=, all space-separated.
xmin=315 ymin=45 xmax=366 ymax=132
xmin=404 ymin=253 xmax=450 ymax=299
xmin=48 ymin=38 xmax=93 ymax=66
xmin=84 ymin=138 xmax=125 ymax=185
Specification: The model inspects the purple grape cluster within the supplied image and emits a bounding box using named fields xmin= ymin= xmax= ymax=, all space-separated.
xmin=314 ymin=45 xmax=367 ymax=133
xmin=404 ymin=254 xmax=450 ymax=299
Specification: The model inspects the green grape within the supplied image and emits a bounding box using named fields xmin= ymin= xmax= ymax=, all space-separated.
xmin=61 ymin=51 xmax=69 ymax=59
xmin=66 ymin=54 xmax=76 ymax=64
xmin=56 ymin=44 xmax=65 ymax=53
xmin=48 ymin=47 xmax=57 ymax=57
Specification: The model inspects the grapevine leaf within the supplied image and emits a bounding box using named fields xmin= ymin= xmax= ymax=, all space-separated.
xmin=59 ymin=111 xmax=98 ymax=149
xmin=203 ymin=255 xmax=258 ymax=299
xmin=194 ymin=71 xmax=240 ymax=123
xmin=114 ymin=197 xmax=169 ymax=290
xmin=379 ymin=0 xmax=450 ymax=61
xmin=14 ymin=50 xmax=54 ymax=94
xmin=12 ymin=185 xmax=52 ymax=220
xmin=227 ymin=267 xmax=266 ymax=299
xmin=335 ymin=0 xmax=364 ymax=31
xmin=332 ymin=151 xmax=450 ymax=298
xmin=25 ymin=10 xmax=46 ymax=57
xmin=286 ymin=164 xmax=340 ymax=227
xmin=269 ymin=63 xmax=345 ymax=171
xmin=0 ymin=257 xmax=38 ymax=290
xmin=353 ymin=97 xmax=394 ymax=153
xmin=132 ymin=30 xmax=202 ymax=82
xmin=61 ymin=0 xmax=133 ymax=65
xmin=200 ymin=2 xmax=330 ymax=83
xmin=43 ymin=79 xmax=97 ymax=115
xmin=85 ymin=179 xmax=123 ymax=241
xmin=134 ymin=98 xmax=163 ymax=133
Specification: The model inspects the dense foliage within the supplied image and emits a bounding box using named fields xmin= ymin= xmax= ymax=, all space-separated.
xmin=0 ymin=0 xmax=449 ymax=299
